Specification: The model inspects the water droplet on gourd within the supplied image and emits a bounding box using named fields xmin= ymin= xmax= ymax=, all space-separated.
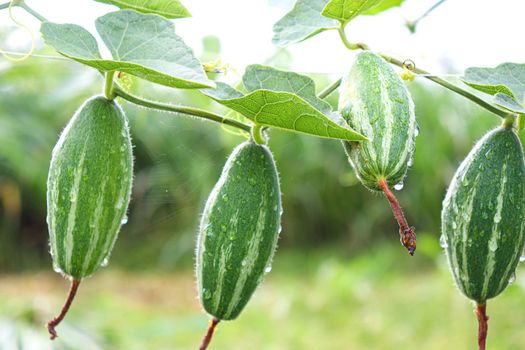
xmin=121 ymin=216 xmax=128 ymax=225
xmin=264 ymin=266 xmax=272 ymax=273
xmin=508 ymin=273 xmax=516 ymax=284
xmin=488 ymin=239 xmax=498 ymax=252
xmin=494 ymin=211 xmax=502 ymax=223
xmin=241 ymin=259 xmax=247 ymax=267
xmin=394 ymin=182 xmax=404 ymax=191
xmin=203 ymin=289 xmax=212 ymax=299
xmin=414 ymin=126 xmax=420 ymax=137
xmin=520 ymin=255 xmax=525 ymax=263
xmin=101 ymin=257 xmax=110 ymax=267
xmin=407 ymin=157 xmax=414 ymax=167
xmin=439 ymin=235 xmax=448 ymax=249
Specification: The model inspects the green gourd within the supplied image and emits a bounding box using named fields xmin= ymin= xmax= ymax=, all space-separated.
xmin=196 ymin=141 xmax=281 ymax=321
xmin=46 ymin=95 xmax=133 ymax=338
xmin=441 ymin=126 xmax=525 ymax=349
xmin=339 ymin=51 xmax=417 ymax=191
xmin=47 ymin=95 xmax=133 ymax=278
xmin=442 ymin=126 xmax=525 ymax=302
xmin=339 ymin=51 xmax=418 ymax=254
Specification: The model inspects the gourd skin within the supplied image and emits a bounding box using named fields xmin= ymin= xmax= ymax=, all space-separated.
xmin=442 ymin=127 xmax=525 ymax=303
xmin=196 ymin=141 xmax=281 ymax=321
xmin=339 ymin=51 xmax=417 ymax=190
xmin=47 ymin=95 xmax=133 ymax=280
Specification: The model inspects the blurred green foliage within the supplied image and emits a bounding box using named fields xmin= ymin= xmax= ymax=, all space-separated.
xmin=3 ymin=246 xmax=525 ymax=349
xmin=0 ymin=47 xmax=505 ymax=273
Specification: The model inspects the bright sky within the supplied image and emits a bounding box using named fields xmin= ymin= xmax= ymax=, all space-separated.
xmin=1 ymin=0 xmax=524 ymax=77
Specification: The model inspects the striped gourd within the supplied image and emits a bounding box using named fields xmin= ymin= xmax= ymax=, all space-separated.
xmin=339 ymin=51 xmax=417 ymax=191
xmin=47 ymin=95 xmax=133 ymax=279
xmin=442 ymin=126 xmax=525 ymax=303
xmin=196 ymin=141 xmax=281 ymax=321
xmin=338 ymin=51 xmax=418 ymax=254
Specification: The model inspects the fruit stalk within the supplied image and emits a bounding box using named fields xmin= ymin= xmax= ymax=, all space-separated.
xmin=378 ymin=178 xmax=416 ymax=255
xmin=47 ymin=279 xmax=81 ymax=339
xmin=475 ymin=303 xmax=489 ymax=350
xmin=199 ymin=317 xmax=220 ymax=350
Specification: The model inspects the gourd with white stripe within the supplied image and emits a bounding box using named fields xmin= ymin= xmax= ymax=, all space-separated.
xmin=46 ymin=95 xmax=133 ymax=339
xmin=441 ymin=125 xmax=525 ymax=349
xmin=339 ymin=51 xmax=418 ymax=254
xmin=196 ymin=141 xmax=281 ymax=322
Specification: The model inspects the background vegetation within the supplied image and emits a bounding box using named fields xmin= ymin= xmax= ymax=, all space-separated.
xmin=1 ymin=42 xmax=525 ymax=349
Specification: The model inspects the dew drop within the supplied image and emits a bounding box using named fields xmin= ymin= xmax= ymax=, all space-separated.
xmin=264 ymin=266 xmax=272 ymax=273
xmin=394 ymin=182 xmax=404 ymax=191
xmin=101 ymin=257 xmax=110 ymax=267
xmin=53 ymin=264 xmax=64 ymax=274
xmin=508 ymin=273 xmax=516 ymax=284
xmin=488 ymin=239 xmax=498 ymax=252
xmin=414 ymin=125 xmax=420 ymax=137
xmin=439 ymin=235 xmax=448 ymax=249
xmin=407 ymin=157 xmax=414 ymax=167
xmin=121 ymin=216 xmax=128 ymax=225
xmin=241 ymin=259 xmax=247 ymax=267
xmin=494 ymin=211 xmax=502 ymax=223
xmin=520 ymin=256 xmax=525 ymax=263
xmin=203 ymin=289 xmax=212 ymax=300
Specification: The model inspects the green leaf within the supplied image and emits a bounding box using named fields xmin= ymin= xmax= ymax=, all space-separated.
xmin=493 ymin=93 xmax=525 ymax=115
xmin=272 ymin=0 xmax=338 ymax=47
xmin=321 ymin=0 xmax=382 ymax=24
xmin=463 ymin=63 xmax=525 ymax=103
xmin=93 ymin=0 xmax=191 ymax=19
xmin=242 ymin=64 xmax=332 ymax=115
xmin=364 ymin=0 xmax=405 ymax=15
xmin=41 ymin=10 xmax=213 ymax=89
xmin=202 ymin=83 xmax=367 ymax=142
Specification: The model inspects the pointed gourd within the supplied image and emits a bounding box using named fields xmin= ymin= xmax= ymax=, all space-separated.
xmin=196 ymin=141 xmax=282 ymax=321
xmin=339 ymin=51 xmax=417 ymax=191
xmin=442 ymin=126 xmax=525 ymax=303
xmin=47 ymin=95 xmax=133 ymax=280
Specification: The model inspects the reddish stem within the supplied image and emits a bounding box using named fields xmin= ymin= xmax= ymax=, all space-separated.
xmin=199 ymin=317 xmax=220 ymax=350
xmin=47 ymin=279 xmax=81 ymax=340
xmin=475 ymin=303 xmax=489 ymax=350
xmin=378 ymin=178 xmax=416 ymax=255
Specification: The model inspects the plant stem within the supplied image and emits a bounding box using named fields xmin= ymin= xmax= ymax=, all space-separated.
xmin=406 ymin=0 xmax=447 ymax=32
xmin=475 ymin=303 xmax=489 ymax=350
xmin=337 ymin=26 xmax=368 ymax=51
xmin=378 ymin=178 xmax=416 ymax=255
xmin=0 ymin=2 xmax=11 ymax=10
xmin=199 ymin=317 xmax=220 ymax=350
xmin=104 ymin=71 xmax=116 ymax=100
xmin=113 ymin=86 xmax=252 ymax=133
xmin=47 ymin=279 xmax=81 ymax=340
xmin=251 ymin=124 xmax=266 ymax=145
xmin=336 ymin=28 xmax=512 ymax=119
xmin=19 ymin=1 xmax=48 ymax=22
xmin=317 ymin=78 xmax=342 ymax=100
xmin=379 ymin=54 xmax=512 ymax=119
